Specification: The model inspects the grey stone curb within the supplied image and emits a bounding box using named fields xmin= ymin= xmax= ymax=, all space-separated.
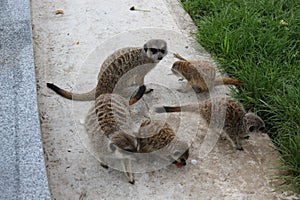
xmin=0 ymin=0 xmax=51 ymax=199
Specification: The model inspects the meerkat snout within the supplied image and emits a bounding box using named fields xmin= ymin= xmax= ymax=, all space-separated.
xmin=244 ymin=113 xmax=266 ymax=134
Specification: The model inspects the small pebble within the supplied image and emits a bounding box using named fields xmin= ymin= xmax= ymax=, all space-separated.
xmin=55 ymin=9 xmax=64 ymax=15
xmin=191 ymin=159 xmax=197 ymax=165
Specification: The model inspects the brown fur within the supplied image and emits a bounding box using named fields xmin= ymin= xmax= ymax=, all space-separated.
xmin=89 ymin=93 xmax=137 ymax=184
xmin=85 ymin=93 xmax=189 ymax=184
xmin=172 ymin=53 xmax=243 ymax=93
xmin=155 ymin=97 xmax=265 ymax=150
xmin=137 ymin=119 xmax=189 ymax=165
xmin=47 ymin=39 xmax=168 ymax=105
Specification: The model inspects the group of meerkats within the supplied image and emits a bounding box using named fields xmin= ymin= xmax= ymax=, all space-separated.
xmin=47 ymin=39 xmax=265 ymax=184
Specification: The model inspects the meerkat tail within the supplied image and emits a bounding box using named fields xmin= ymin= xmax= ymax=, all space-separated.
xmin=47 ymin=83 xmax=96 ymax=101
xmin=155 ymin=104 xmax=199 ymax=113
xmin=214 ymin=77 xmax=243 ymax=87
xmin=155 ymin=106 xmax=181 ymax=113
xmin=173 ymin=53 xmax=188 ymax=61
xmin=128 ymin=85 xmax=146 ymax=105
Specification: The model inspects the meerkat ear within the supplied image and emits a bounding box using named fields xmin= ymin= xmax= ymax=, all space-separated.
xmin=143 ymin=43 xmax=148 ymax=52
xmin=108 ymin=141 xmax=117 ymax=152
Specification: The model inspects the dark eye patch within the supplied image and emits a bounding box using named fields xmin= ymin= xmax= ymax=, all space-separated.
xmin=259 ymin=127 xmax=266 ymax=132
xmin=159 ymin=49 xmax=166 ymax=54
xmin=148 ymin=48 xmax=166 ymax=54
xmin=249 ymin=126 xmax=255 ymax=132
xmin=149 ymin=48 xmax=158 ymax=54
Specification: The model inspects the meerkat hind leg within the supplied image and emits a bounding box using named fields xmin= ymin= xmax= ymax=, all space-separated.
xmin=223 ymin=132 xmax=243 ymax=151
xmin=122 ymin=158 xmax=135 ymax=184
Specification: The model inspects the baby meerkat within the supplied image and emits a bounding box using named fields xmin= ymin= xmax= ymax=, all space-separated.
xmin=47 ymin=39 xmax=168 ymax=105
xmin=85 ymin=93 xmax=189 ymax=184
xmin=155 ymin=96 xmax=265 ymax=150
xmin=172 ymin=53 xmax=243 ymax=93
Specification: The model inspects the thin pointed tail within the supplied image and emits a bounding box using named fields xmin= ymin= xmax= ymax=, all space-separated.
xmin=155 ymin=106 xmax=182 ymax=113
xmin=155 ymin=104 xmax=197 ymax=113
xmin=47 ymin=83 xmax=96 ymax=101
xmin=214 ymin=77 xmax=243 ymax=86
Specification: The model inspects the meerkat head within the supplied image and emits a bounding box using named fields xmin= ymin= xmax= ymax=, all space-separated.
xmin=172 ymin=148 xmax=189 ymax=167
xmin=167 ymin=140 xmax=189 ymax=167
xmin=243 ymin=112 xmax=266 ymax=134
xmin=143 ymin=39 xmax=168 ymax=63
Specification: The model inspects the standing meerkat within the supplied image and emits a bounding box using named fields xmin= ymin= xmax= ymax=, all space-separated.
xmin=86 ymin=93 xmax=138 ymax=184
xmin=172 ymin=53 xmax=243 ymax=93
xmin=85 ymin=93 xmax=189 ymax=184
xmin=47 ymin=39 xmax=168 ymax=105
xmin=155 ymin=97 xmax=265 ymax=150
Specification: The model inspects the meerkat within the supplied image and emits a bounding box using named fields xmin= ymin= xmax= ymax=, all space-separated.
xmin=85 ymin=93 xmax=189 ymax=184
xmin=86 ymin=93 xmax=137 ymax=184
xmin=137 ymin=119 xmax=189 ymax=167
xmin=172 ymin=53 xmax=243 ymax=93
xmin=155 ymin=96 xmax=265 ymax=150
xmin=47 ymin=39 xmax=168 ymax=105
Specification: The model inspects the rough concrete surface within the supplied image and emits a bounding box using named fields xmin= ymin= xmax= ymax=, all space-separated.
xmin=31 ymin=0 xmax=299 ymax=199
xmin=0 ymin=0 xmax=50 ymax=199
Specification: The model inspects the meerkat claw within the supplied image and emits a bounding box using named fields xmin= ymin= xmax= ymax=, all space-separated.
xmin=236 ymin=146 xmax=244 ymax=151
xmin=176 ymin=89 xmax=187 ymax=93
xmin=100 ymin=163 xmax=109 ymax=169
xmin=145 ymin=88 xmax=154 ymax=94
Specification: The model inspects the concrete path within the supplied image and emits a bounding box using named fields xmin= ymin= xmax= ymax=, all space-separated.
xmin=0 ymin=0 xmax=50 ymax=199
xmin=31 ymin=0 xmax=298 ymax=199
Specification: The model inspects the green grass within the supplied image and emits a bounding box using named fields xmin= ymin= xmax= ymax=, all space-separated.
xmin=180 ymin=0 xmax=300 ymax=193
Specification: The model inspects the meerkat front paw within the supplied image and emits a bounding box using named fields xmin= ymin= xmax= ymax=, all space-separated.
xmin=236 ymin=146 xmax=244 ymax=151
xmin=176 ymin=88 xmax=189 ymax=93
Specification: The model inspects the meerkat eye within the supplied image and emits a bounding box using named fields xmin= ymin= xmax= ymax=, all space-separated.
xmin=248 ymin=126 xmax=255 ymax=132
xmin=149 ymin=48 xmax=158 ymax=54
xmin=259 ymin=127 xmax=265 ymax=132
xmin=159 ymin=49 xmax=166 ymax=54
